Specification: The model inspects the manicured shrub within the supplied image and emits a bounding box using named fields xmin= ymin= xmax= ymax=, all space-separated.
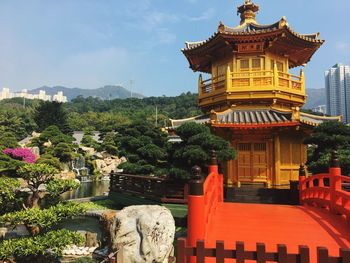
xmin=0 ymin=229 xmax=85 ymax=260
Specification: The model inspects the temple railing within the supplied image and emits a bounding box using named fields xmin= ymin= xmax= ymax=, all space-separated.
xmin=198 ymin=67 xmax=305 ymax=107
xmin=299 ymin=151 xmax=350 ymax=220
xmin=200 ymin=74 xmax=225 ymax=94
xmin=186 ymin=151 xmax=223 ymax=262
xmin=203 ymin=170 xmax=223 ymax=231
xmin=109 ymin=173 xmax=188 ymax=204
xmin=177 ymin=239 xmax=350 ymax=263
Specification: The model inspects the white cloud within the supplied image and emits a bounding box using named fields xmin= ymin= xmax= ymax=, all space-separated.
xmin=188 ymin=8 xmax=215 ymax=21
xmin=335 ymin=42 xmax=350 ymax=51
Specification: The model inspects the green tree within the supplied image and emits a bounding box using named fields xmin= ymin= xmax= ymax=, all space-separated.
xmin=30 ymin=125 xmax=75 ymax=154
xmin=0 ymin=131 xmax=18 ymax=148
xmin=17 ymin=163 xmax=78 ymax=208
xmin=34 ymin=101 xmax=72 ymax=133
xmin=36 ymin=154 xmax=61 ymax=170
xmin=0 ymin=177 xmax=22 ymax=214
xmin=52 ymin=142 xmax=75 ymax=163
xmin=117 ymin=121 xmax=167 ymax=175
xmin=304 ymin=121 xmax=350 ymax=174
xmin=168 ymin=122 xmax=236 ymax=178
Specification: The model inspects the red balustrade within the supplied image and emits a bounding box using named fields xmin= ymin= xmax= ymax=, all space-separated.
xmin=187 ymin=152 xmax=223 ymax=262
xmin=203 ymin=171 xmax=223 ymax=235
xmin=299 ymin=155 xmax=350 ymax=222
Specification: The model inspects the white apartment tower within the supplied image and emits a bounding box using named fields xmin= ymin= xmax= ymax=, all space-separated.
xmin=325 ymin=63 xmax=350 ymax=123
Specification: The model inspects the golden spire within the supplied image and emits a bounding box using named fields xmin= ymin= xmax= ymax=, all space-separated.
xmin=237 ymin=0 xmax=259 ymax=25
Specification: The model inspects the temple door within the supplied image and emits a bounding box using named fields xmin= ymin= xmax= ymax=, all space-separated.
xmin=237 ymin=143 xmax=252 ymax=182
xmin=252 ymin=143 xmax=268 ymax=182
xmin=237 ymin=142 xmax=268 ymax=183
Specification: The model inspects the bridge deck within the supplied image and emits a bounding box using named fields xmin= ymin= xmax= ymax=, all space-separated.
xmin=206 ymin=203 xmax=350 ymax=262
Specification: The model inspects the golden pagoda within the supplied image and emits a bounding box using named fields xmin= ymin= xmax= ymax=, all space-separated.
xmin=180 ymin=0 xmax=340 ymax=187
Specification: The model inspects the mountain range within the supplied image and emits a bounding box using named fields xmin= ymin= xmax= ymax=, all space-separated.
xmin=28 ymin=85 xmax=325 ymax=108
xmin=29 ymin=85 xmax=144 ymax=101
xmin=304 ymin=88 xmax=326 ymax=109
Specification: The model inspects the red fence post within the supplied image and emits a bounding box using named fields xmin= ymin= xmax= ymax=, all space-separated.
xmin=209 ymin=150 xmax=219 ymax=175
xmin=187 ymin=166 xmax=205 ymax=263
xmin=209 ymin=150 xmax=223 ymax=202
xmin=299 ymin=164 xmax=306 ymax=205
xmin=329 ymin=150 xmax=341 ymax=213
xmin=177 ymin=238 xmax=187 ymax=263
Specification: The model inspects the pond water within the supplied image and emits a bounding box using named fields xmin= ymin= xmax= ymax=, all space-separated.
xmin=61 ymin=180 xmax=110 ymax=200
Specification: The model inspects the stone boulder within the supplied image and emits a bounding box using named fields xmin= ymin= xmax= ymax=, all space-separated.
xmin=95 ymin=156 xmax=126 ymax=174
xmin=109 ymin=205 xmax=175 ymax=263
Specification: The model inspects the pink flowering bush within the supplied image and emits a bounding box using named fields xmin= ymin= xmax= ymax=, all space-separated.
xmin=3 ymin=148 xmax=36 ymax=163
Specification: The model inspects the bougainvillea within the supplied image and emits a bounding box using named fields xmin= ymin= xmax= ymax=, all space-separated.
xmin=3 ymin=148 xmax=36 ymax=163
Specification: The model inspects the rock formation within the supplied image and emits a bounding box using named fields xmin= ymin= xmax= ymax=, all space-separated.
xmin=95 ymin=156 xmax=126 ymax=174
xmin=109 ymin=205 xmax=175 ymax=263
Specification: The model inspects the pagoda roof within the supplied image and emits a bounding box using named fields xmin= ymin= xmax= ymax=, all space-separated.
xmin=169 ymin=114 xmax=210 ymax=128
xmin=212 ymin=108 xmax=298 ymax=128
xmin=299 ymin=112 xmax=341 ymax=126
xmin=182 ymin=16 xmax=324 ymax=72
xmin=169 ymin=109 xmax=340 ymax=129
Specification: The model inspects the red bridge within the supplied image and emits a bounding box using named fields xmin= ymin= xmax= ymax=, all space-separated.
xmin=177 ymin=153 xmax=350 ymax=262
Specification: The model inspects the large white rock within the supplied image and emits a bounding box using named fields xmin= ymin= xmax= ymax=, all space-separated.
xmin=110 ymin=205 xmax=175 ymax=263
xmin=95 ymin=156 xmax=126 ymax=174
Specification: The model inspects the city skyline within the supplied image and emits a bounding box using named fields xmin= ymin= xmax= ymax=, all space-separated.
xmin=0 ymin=0 xmax=349 ymax=96
xmin=0 ymin=87 xmax=68 ymax=103
xmin=325 ymin=63 xmax=350 ymax=123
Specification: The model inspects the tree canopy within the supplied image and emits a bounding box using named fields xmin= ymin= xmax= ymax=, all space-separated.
xmin=118 ymin=121 xmax=236 ymax=179
xmin=304 ymin=121 xmax=350 ymax=174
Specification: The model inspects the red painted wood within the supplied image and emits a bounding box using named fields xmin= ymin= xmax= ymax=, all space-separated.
xmin=340 ymin=248 xmax=350 ymax=262
xmin=177 ymin=238 xmax=187 ymax=263
xmin=236 ymin=241 xmax=245 ymax=263
xmin=196 ymin=240 xmax=205 ymax=263
xmin=317 ymin=247 xmax=329 ymax=263
xmin=256 ymin=243 xmax=266 ymax=263
xmin=277 ymin=244 xmax=287 ymax=263
xmin=215 ymin=241 xmax=225 ymax=263
xmin=299 ymin=246 xmax=310 ymax=263
xmin=205 ymin=203 xmax=350 ymax=262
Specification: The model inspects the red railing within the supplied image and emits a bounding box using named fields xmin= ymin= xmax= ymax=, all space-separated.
xmin=299 ymin=158 xmax=350 ymax=221
xmin=186 ymin=154 xmax=223 ymax=263
xmin=177 ymin=239 xmax=350 ymax=263
xmin=203 ymin=171 xmax=223 ymax=234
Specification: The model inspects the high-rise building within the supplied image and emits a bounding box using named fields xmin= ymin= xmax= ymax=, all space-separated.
xmin=325 ymin=63 xmax=350 ymax=123
xmin=0 ymin=87 xmax=68 ymax=103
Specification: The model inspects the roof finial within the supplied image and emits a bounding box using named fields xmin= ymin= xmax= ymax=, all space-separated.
xmin=237 ymin=0 xmax=259 ymax=25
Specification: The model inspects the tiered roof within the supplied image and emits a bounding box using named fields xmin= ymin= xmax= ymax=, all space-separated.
xmin=182 ymin=1 xmax=324 ymax=73
xmin=169 ymin=110 xmax=341 ymax=129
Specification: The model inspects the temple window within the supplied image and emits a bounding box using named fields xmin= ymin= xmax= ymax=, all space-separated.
xmin=252 ymin=58 xmax=261 ymax=71
xmin=240 ymin=59 xmax=249 ymax=70
xmin=271 ymin=59 xmax=284 ymax=72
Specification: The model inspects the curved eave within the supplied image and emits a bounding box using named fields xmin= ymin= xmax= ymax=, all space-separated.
xmin=182 ymin=23 xmax=323 ymax=52
xmin=182 ymin=24 xmax=324 ymax=72
xmin=211 ymin=121 xmax=299 ymax=129
xmin=300 ymin=112 xmax=341 ymax=127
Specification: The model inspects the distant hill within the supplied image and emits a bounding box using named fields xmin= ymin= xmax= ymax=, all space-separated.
xmin=304 ymin=88 xmax=326 ymax=109
xmin=29 ymin=85 xmax=144 ymax=101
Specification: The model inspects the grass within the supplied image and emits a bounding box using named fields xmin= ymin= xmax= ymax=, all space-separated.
xmin=163 ymin=203 xmax=188 ymax=218
xmin=78 ymin=199 xmax=117 ymax=210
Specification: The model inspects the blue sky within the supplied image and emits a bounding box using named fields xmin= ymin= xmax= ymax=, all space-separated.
xmin=0 ymin=0 xmax=349 ymax=96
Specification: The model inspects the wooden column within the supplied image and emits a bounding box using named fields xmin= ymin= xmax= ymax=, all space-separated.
xmin=274 ymin=135 xmax=281 ymax=186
